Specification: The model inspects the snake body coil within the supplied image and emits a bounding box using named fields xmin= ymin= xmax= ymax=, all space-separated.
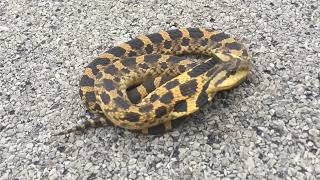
xmin=54 ymin=28 xmax=250 ymax=135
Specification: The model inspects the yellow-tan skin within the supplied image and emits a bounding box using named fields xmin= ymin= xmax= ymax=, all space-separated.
xmin=54 ymin=27 xmax=250 ymax=135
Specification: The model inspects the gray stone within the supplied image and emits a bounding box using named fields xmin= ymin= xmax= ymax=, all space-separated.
xmin=1 ymin=0 xmax=319 ymax=179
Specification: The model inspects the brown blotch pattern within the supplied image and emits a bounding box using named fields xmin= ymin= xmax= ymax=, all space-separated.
xmin=103 ymin=79 xmax=116 ymax=91
xmin=173 ymin=100 xmax=188 ymax=112
xmin=179 ymin=79 xmax=198 ymax=97
xmin=155 ymin=106 xmax=167 ymax=118
xmin=107 ymin=47 xmax=126 ymax=57
xmin=159 ymin=92 xmax=174 ymax=104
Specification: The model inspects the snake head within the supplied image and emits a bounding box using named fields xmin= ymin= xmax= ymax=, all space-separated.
xmin=205 ymin=56 xmax=250 ymax=94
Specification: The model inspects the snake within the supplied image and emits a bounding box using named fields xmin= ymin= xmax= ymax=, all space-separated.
xmin=53 ymin=27 xmax=250 ymax=135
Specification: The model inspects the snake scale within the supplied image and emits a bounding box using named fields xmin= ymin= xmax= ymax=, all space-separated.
xmin=54 ymin=27 xmax=250 ymax=135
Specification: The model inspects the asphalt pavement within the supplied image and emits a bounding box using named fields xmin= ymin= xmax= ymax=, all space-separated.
xmin=1 ymin=0 xmax=319 ymax=179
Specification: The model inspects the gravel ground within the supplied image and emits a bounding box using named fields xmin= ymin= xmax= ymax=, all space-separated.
xmin=1 ymin=0 xmax=320 ymax=179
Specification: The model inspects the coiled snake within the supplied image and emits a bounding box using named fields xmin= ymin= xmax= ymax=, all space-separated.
xmin=54 ymin=28 xmax=250 ymax=135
